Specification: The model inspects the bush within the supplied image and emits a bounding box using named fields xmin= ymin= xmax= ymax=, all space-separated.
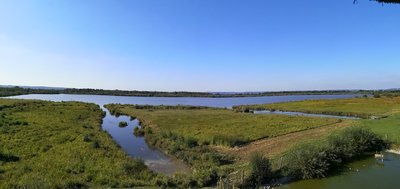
xmin=133 ymin=127 xmax=145 ymax=136
xmin=284 ymin=144 xmax=330 ymax=179
xmin=83 ymin=135 xmax=91 ymax=142
xmin=92 ymin=140 xmax=100 ymax=148
xmin=245 ymin=152 xmax=273 ymax=186
xmin=172 ymin=173 xmax=197 ymax=188
xmin=118 ymin=121 xmax=128 ymax=127
xmin=193 ymin=168 xmax=218 ymax=187
xmin=283 ymin=127 xmax=387 ymax=179
xmin=185 ymin=137 xmax=198 ymax=148
xmin=123 ymin=158 xmax=147 ymax=175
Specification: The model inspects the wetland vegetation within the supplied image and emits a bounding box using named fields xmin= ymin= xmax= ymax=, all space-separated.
xmin=234 ymin=96 xmax=400 ymax=119
xmin=2 ymin=94 xmax=400 ymax=188
xmin=105 ymin=96 xmax=399 ymax=187
xmin=0 ymin=99 xmax=159 ymax=188
xmin=105 ymin=104 xmax=346 ymax=147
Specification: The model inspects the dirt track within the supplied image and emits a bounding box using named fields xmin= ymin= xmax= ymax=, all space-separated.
xmin=212 ymin=121 xmax=353 ymax=161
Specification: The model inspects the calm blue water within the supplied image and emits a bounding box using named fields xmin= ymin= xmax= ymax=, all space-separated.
xmin=6 ymin=94 xmax=358 ymax=175
xmin=7 ymin=94 xmax=358 ymax=108
xmin=253 ymin=110 xmax=360 ymax=119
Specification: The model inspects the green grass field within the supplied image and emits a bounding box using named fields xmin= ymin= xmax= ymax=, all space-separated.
xmin=234 ymin=97 xmax=400 ymax=145
xmin=359 ymin=114 xmax=400 ymax=144
xmin=234 ymin=97 xmax=400 ymax=119
xmin=0 ymin=99 xmax=158 ymax=188
xmin=105 ymin=104 xmax=344 ymax=147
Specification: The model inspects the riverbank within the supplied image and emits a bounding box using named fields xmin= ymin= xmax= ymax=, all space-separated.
xmin=386 ymin=148 xmax=400 ymax=155
xmin=278 ymin=152 xmax=400 ymax=189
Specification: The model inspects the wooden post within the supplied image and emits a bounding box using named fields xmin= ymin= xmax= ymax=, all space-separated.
xmin=218 ymin=176 xmax=222 ymax=189
xmin=241 ymin=170 xmax=244 ymax=185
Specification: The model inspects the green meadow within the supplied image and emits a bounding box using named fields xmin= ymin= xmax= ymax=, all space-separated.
xmin=234 ymin=97 xmax=400 ymax=145
xmin=234 ymin=96 xmax=400 ymax=119
xmin=0 ymin=99 xmax=158 ymax=188
xmin=105 ymin=104 xmax=344 ymax=147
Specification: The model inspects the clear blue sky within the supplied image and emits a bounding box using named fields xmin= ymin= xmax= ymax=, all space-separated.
xmin=1 ymin=0 xmax=399 ymax=92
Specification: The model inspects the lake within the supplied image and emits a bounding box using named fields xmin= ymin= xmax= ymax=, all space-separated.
xmin=8 ymin=93 xmax=357 ymax=108
xmin=6 ymin=94 xmax=359 ymax=176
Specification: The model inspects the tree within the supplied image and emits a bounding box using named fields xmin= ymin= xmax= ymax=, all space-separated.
xmin=354 ymin=0 xmax=400 ymax=4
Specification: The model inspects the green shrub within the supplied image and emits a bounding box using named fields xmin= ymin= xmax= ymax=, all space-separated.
xmin=185 ymin=137 xmax=198 ymax=148
xmin=284 ymin=144 xmax=330 ymax=179
xmin=119 ymin=121 xmax=128 ymax=127
xmin=92 ymin=140 xmax=100 ymax=148
xmin=83 ymin=135 xmax=91 ymax=142
xmin=283 ymin=127 xmax=387 ymax=179
xmin=123 ymin=158 xmax=147 ymax=175
xmin=133 ymin=127 xmax=145 ymax=136
xmin=245 ymin=152 xmax=273 ymax=186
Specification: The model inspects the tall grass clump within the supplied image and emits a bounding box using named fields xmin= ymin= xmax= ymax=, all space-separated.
xmin=243 ymin=152 xmax=273 ymax=187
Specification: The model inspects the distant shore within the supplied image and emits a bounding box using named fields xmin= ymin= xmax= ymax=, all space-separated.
xmin=0 ymin=86 xmax=374 ymax=98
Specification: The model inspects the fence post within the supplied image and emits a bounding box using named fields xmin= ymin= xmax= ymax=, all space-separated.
xmin=241 ymin=170 xmax=244 ymax=185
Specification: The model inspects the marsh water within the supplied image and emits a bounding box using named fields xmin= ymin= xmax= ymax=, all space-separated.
xmin=253 ymin=110 xmax=360 ymax=119
xmin=279 ymin=152 xmax=400 ymax=189
xmin=7 ymin=94 xmax=361 ymax=176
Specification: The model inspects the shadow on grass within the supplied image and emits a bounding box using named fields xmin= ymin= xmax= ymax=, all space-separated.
xmin=0 ymin=153 xmax=20 ymax=162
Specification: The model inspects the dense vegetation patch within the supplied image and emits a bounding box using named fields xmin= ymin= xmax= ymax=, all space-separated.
xmin=119 ymin=121 xmax=128 ymax=127
xmin=0 ymin=99 xmax=159 ymax=188
xmin=105 ymin=104 xmax=344 ymax=147
xmin=244 ymin=153 xmax=274 ymax=188
xmin=281 ymin=127 xmax=387 ymax=180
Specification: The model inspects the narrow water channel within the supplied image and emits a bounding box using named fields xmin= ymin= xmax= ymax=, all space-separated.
xmin=253 ymin=110 xmax=360 ymax=119
xmin=100 ymin=106 xmax=190 ymax=176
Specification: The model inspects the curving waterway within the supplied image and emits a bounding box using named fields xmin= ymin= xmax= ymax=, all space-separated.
xmin=7 ymin=94 xmax=359 ymax=176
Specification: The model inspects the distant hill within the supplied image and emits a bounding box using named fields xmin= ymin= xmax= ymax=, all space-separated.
xmin=0 ymin=85 xmax=65 ymax=90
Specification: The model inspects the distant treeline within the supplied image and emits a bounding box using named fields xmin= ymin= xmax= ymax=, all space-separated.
xmin=0 ymin=87 xmax=59 ymax=97
xmin=354 ymin=0 xmax=400 ymax=4
xmin=375 ymin=0 xmax=400 ymax=4
xmin=1 ymin=86 xmax=399 ymax=98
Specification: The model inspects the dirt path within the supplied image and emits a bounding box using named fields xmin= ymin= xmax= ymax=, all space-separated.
xmin=212 ymin=121 xmax=353 ymax=161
